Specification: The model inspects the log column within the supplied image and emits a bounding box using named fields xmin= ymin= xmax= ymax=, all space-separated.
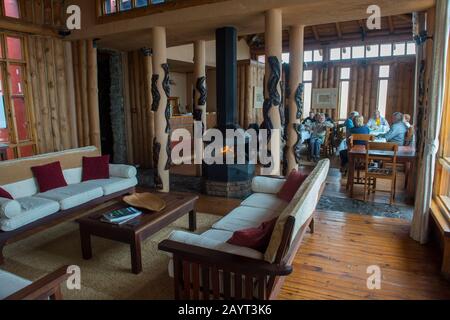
xmin=87 ymin=39 xmax=101 ymax=150
xmin=151 ymin=27 xmax=170 ymax=192
xmin=194 ymin=40 xmax=207 ymax=176
xmin=143 ymin=48 xmax=155 ymax=168
xmin=264 ymin=9 xmax=283 ymax=176
xmin=286 ymin=25 xmax=305 ymax=174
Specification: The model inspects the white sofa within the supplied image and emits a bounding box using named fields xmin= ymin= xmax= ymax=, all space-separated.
xmin=0 ymin=147 xmax=138 ymax=232
xmin=162 ymin=159 xmax=330 ymax=282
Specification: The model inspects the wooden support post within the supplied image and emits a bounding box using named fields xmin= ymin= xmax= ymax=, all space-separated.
xmin=286 ymin=25 xmax=304 ymax=174
xmin=78 ymin=40 xmax=90 ymax=147
xmin=194 ymin=40 xmax=206 ymax=177
xmin=264 ymin=8 xmax=283 ymax=176
xmin=143 ymin=48 xmax=155 ymax=168
xmin=64 ymin=41 xmax=78 ymax=149
xmin=152 ymin=26 xmax=170 ymax=192
xmin=87 ymin=39 xmax=101 ymax=151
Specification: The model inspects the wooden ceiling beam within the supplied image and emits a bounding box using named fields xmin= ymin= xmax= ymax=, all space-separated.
xmin=335 ymin=22 xmax=343 ymax=39
xmin=388 ymin=16 xmax=395 ymax=33
xmin=0 ymin=17 xmax=59 ymax=37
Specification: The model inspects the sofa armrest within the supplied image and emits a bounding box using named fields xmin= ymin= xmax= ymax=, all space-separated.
xmin=109 ymin=164 xmax=137 ymax=179
xmin=251 ymin=176 xmax=286 ymax=194
xmin=5 ymin=266 xmax=70 ymax=300
xmin=159 ymin=239 xmax=292 ymax=277
xmin=0 ymin=197 xmax=21 ymax=219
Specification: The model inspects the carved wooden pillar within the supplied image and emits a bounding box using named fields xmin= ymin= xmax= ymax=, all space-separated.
xmin=151 ymin=27 xmax=170 ymax=192
xmin=264 ymin=9 xmax=283 ymax=176
xmin=286 ymin=25 xmax=305 ymax=174
xmin=194 ymin=40 xmax=207 ymax=176
xmin=143 ymin=48 xmax=155 ymax=168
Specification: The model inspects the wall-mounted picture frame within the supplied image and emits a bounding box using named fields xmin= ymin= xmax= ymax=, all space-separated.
xmin=253 ymin=87 xmax=264 ymax=109
xmin=312 ymin=88 xmax=338 ymax=109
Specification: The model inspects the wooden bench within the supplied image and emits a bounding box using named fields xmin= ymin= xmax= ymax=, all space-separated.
xmin=430 ymin=200 xmax=450 ymax=279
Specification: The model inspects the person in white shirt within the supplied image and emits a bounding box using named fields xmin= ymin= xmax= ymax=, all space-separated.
xmin=403 ymin=114 xmax=412 ymax=128
xmin=367 ymin=110 xmax=390 ymax=132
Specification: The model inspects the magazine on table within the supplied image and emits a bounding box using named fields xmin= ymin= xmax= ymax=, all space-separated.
xmin=102 ymin=207 xmax=142 ymax=224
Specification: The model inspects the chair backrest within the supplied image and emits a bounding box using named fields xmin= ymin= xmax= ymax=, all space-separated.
xmin=348 ymin=134 xmax=375 ymax=148
xmin=365 ymin=142 xmax=398 ymax=171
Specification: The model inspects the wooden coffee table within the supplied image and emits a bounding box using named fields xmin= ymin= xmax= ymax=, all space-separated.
xmin=76 ymin=191 xmax=199 ymax=274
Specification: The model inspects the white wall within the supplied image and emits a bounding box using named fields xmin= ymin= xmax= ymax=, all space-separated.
xmin=170 ymin=72 xmax=187 ymax=112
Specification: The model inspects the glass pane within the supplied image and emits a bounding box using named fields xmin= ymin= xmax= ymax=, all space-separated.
xmin=330 ymin=48 xmax=341 ymax=61
xmin=151 ymin=0 xmax=166 ymax=4
xmin=136 ymin=0 xmax=148 ymax=7
xmin=4 ymin=0 xmax=20 ymax=18
xmin=313 ymin=50 xmax=323 ymax=62
xmin=393 ymin=42 xmax=406 ymax=56
xmin=304 ymin=51 xmax=313 ymax=63
xmin=377 ymin=79 xmax=389 ymax=118
xmin=104 ymin=0 xmax=117 ymax=14
xmin=340 ymin=67 xmax=351 ymax=80
xmin=366 ymin=44 xmax=379 ymax=58
xmin=352 ymin=46 xmax=365 ymax=59
xmin=9 ymin=65 xmax=29 ymax=141
xmin=304 ymin=83 xmax=312 ymax=116
xmin=379 ymin=65 xmax=390 ymax=78
xmin=0 ymin=69 xmax=8 ymax=142
xmin=380 ymin=44 xmax=392 ymax=57
xmin=258 ymin=55 xmax=265 ymax=64
xmin=282 ymin=53 xmax=290 ymax=63
xmin=341 ymin=47 xmax=351 ymax=59
xmin=120 ymin=0 xmax=132 ymax=11
xmin=6 ymin=37 xmax=22 ymax=60
xmin=339 ymin=81 xmax=349 ymax=119
xmin=303 ymin=70 xmax=313 ymax=82
xmin=407 ymin=42 xmax=416 ymax=55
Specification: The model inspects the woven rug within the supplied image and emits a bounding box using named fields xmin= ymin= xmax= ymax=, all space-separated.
xmin=2 ymin=213 xmax=220 ymax=300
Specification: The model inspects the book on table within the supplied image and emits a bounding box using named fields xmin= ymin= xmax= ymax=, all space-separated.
xmin=102 ymin=207 xmax=142 ymax=225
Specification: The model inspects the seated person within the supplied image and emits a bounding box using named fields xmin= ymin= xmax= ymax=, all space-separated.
xmin=325 ymin=113 xmax=335 ymax=125
xmin=404 ymin=114 xmax=412 ymax=128
xmin=380 ymin=112 xmax=408 ymax=145
xmin=343 ymin=111 xmax=359 ymax=137
xmin=302 ymin=112 xmax=316 ymax=125
xmin=339 ymin=116 xmax=370 ymax=170
xmin=309 ymin=113 xmax=334 ymax=162
xmin=367 ymin=110 xmax=390 ymax=132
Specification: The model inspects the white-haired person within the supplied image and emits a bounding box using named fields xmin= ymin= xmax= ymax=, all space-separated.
xmin=380 ymin=112 xmax=408 ymax=146
xmin=309 ymin=113 xmax=334 ymax=162
xmin=367 ymin=110 xmax=390 ymax=133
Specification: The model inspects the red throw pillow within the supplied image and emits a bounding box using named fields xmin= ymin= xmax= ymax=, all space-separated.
xmin=82 ymin=155 xmax=110 ymax=182
xmin=277 ymin=170 xmax=308 ymax=202
xmin=31 ymin=161 xmax=68 ymax=193
xmin=0 ymin=187 xmax=13 ymax=200
xmin=227 ymin=218 xmax=277 ymax=253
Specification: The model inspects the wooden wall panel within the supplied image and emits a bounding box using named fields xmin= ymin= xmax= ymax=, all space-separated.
xmin=19 ymin=0 xmax=65 ymax=27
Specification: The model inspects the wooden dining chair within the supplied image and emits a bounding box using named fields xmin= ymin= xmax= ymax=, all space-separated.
xmin=348 ymin=134 xmax=375 ymax=186
xmin=320 ymin=127 xmax=333 ymax=157
xmin=364 ymin=142 xmax=398 ymax=205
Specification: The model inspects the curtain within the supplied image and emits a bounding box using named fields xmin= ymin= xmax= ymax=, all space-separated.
xmin=411 ymin=0 xmax=450 ymax=243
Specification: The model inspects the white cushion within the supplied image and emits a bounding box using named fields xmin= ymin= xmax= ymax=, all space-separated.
xmin=251 ymin=176 xmax=286 ymax=194
xmin=201 ymin=229 xmax=234 ymax=243
xmin=241 ymin=193 xmax=288 ymax=212
xmin=0 ymin=270 xmax=32 ymax=299
xmin=168 ymin=230 xmax=263 ymax=260
xmin=212 ymin=206 xmax=280 ymax=232
xmin=0 ymin=197 xmax=60 ymax=231
xmin=35 ymin=184 xmax=103 ymax=210
xmin=1 ymin=179 xmax=38 ymax=199
xmin=0 ymin=198 xmax=21 ymax=219
xmin=109 ymin=164 xmax=137 ymax=179
xmin=63 ymin=168 xmax=82 ymax=185
xmin=81 ymin=177 xmax=137 ymax=196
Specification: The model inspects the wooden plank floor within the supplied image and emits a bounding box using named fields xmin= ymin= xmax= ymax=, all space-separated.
xmin=279 ymin=210 xmax=450 ymax=300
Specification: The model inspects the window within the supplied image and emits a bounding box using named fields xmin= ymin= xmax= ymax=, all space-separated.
xmin=3 ymin=0 xmax=19 ymax=18
xmin=341 ymin=47 xmax=351 ymax=60
xmin=282 ymin=53 xmax=290 ymax=64
xmin=330 ymin=48 xmax=341 ymax=61
xmin=339 ymin=68 xmax=351 ymax=119
xmin=101 ymin=0 xmax=166 ymax=15
xmin=304 ymin=51 xmax=313 ymax=63
xmin=303 ymin=70 xmax=313 ymax=116
xmin=393 ymin=42 xmax=406 ymax=56
xmin=257 ymin=55 xmax=265 ymax=64
xmin=313 ymin=50 xmax=323 ymax=62
xmin=366 ymin=44 xmax=379 ymax=58
xmin=380 ymin=43 xmax=392 ymax=57
xmin=377 ymin=65 xmax=390 ymax=118
xmin=0 ymin=33 xmax=34 ymax=159
xmin=352 ymin=46 xmax=365 ymax=59
xmin=407 ymin=42 xmax=416 ymax=55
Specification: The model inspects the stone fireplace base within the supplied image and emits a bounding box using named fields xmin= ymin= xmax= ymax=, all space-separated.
xmin=202 ymin=179 xmax=252 ymax=199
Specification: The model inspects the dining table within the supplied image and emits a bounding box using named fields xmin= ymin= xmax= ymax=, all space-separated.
xmin=347 ymin=144 xmax=417 ymax=204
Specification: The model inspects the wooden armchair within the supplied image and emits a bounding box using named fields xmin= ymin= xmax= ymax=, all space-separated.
xmin=364 ymin=142 xmax=398 ymax=204
xmin=348 ymin=134 xmax=375 ymax=186
xmin=320 ymin=128 xmax=333 ymax=158
xmin=2 ymin=266 xmax=70 ymax=300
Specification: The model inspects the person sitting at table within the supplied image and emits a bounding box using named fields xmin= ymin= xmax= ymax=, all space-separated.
xmin=343 ymin=111 xmax=359 ymax=137
xmin=302 ymin=112 xmax=316 ymax=125
xmin=403 ymin=114 xmax=412 ymax=128
xmin=367 ymin=110 xmax=390 ymax=132
xmin=380 ymin=112 xmax=408 ymax=145
xmin=309 ymin=113 xmax=334 ymax=162
xmin=339 ymin=116 xmax=370 ymax=171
